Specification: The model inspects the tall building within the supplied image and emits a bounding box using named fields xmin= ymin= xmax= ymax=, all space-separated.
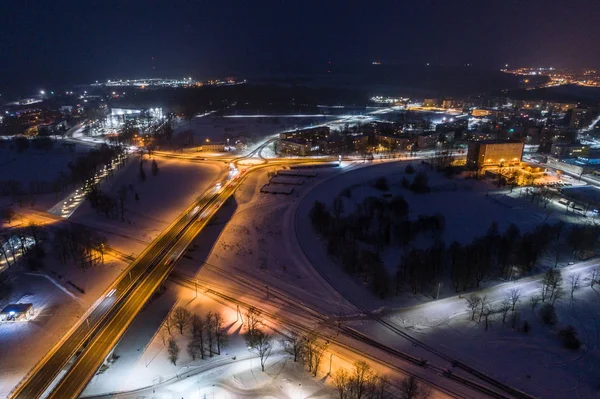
xmin=568 ymin=108 xmax=588 ymax=129
xmin=467 ymin=139 xmax=524 ymax=169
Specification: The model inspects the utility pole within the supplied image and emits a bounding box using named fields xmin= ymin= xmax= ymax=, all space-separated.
xmin=436 ymin=282 xmax=441 ymax=300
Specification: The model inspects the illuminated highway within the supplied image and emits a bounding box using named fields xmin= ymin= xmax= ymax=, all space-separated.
xmin=9 ymin=140 xmax=276 ymax=399
xmin=9 ymin=173 xmax=237 ymax=399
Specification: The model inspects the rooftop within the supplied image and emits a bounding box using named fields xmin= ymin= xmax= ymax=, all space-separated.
xmin=1 ymin=303 xmax=33 ymax=315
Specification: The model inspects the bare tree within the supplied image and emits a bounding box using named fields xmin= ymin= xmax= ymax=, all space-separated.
xmin=333 ymin=362 xmax=388 ymax=399
xmin=351 ymin=361 xmax=375 ymax=399
xmin=549 ymin=272 xmax=564 ymax=305
xmin=499 ymin=299 xmax=511 ymax=324
xmin=590 ymin=267 xmax=600 ymax=288
xmin=214 ymin=311 xmax=227 ymax=355
xmin=483 ymin=306 xmax=492 ymax=331
xmin=190 ymin=314 xmax=206 ymax=360
xmin=400 ymin=375 xmax=431 ymax=399
xmin=206 ymin=311 xmax=215 ymax=356
xmin=282 ymin=330 xmax=304 ymax=363
xmin=529 ymin=295 xmax=541 ymax=311
xmin=303 ymin=332 xmax=324 ymax=375
xmin=332 ymin=369 xmax=350 ymax=399
xmin=310 ymin=341 xmax=327 ymax=377
xmin=245 ymin=307 xmax=262 ymax=338
xmin=0 ymin=234 xmax=13 ymax=267
xmin=466 ymin=294 xmax=482 ymax=321
xmin=163 ymin=314 xmax=174 ymax=335
xmin=569 ymin=273 xmax=581 ymax=304
xmin=167 ymin=337 xmax=180 ymax=365
xmin=509 ymin=288 xmax=522 ymax=311
xmin=541 ymin=269 xmax=562 ymax=304
xmin=172 ymin=306 xmax=192 ymax=334
xmin=478 ymin=295 xmax=488 ymax=322
xmin=248 ymin=329 xmax=273 ymax=372
xmin=511 ymin=310 xmax=520 ymax=329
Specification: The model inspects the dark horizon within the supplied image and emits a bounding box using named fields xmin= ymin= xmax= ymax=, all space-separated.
xmin=3 ymin=0 xmax=600 ymax=98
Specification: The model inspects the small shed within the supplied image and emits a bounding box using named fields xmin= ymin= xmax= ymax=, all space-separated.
xmin=0 ymin=303 xmax=34 ymax=321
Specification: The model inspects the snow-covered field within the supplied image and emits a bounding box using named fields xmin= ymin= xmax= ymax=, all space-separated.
xmin=78 ymin=162 xmax=385 ymax=398
xmin=349 ymin=263 xmax=600 ymax=399
xmin=295 ymin=160 xmax=587 ymax=309
xmin=174 ymin=115 xmax=341 ymax=145
xmin=83 ymin=281 xmax=333 ymax=399
xmin=0 ymin=156 xmax=226 ymax=397
xmin=70 ymin=156 xmax=225 ymax=250
xmin=0 ymin=272 xmax=86 ymax=397
xmin=287 ymin=159 xmax=600 ymax=398
xmin=71 ymin=159 xmax=490 ymax=398
xmin=0 ymin=142 xmax=89 ymax=209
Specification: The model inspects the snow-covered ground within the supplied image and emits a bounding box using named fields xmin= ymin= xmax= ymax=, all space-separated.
xmin=286 ymin=159 xmax=600 ymax=398
xmin=0 ymin=142 xmax=89 ymax=209
xmin=349 ymin=262 xmax=600 ymax=399
xmin=174 ymin=116 xmax=337 ymax=146
xmin=83 ymin=281 xmax=333 ymax=399
xmin=70 ymin=156 xmax=226 ymax=250
xmin=0 ymin=272 xmax=87 ymax=398
xmin=0 ymin=156 xmax=226 ymax=397
xmin=70 ymin=159 xmax=486 ymax=398
xmin=295 ymin=160 xmax=589 ymax=309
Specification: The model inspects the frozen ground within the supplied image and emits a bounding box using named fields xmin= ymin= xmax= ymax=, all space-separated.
xmin=0 ymin=156 xmax=225 ymax=397
xmin=295 ymin=160 xmax=587 ymax=309
xmin=70 ymin=156 xmax=226 ymax=251
xmin=349 ymin=262 xmax=600 ymax=399
xmin=77 ymin=160 xmax=472 ymax=399
xmin=175 ymin=162 xmax=361 ymax=317
xmin=174 ymin=115 xmax=338 ymax=146
xmin=83 ymin=281 xmax=333 ymax=399
xmin=286 ymin=159 xmax=600 ymax=398
xmin=0 ymin=272 xmax=86 ymax=398
xmin=0 ymin=213 xmax=128 ymax=398
xmin=0 ymin=142 xmax=89 ymax=209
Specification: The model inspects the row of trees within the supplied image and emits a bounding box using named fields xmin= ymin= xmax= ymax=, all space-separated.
xmin=333 ymin=361 xmax=430 ymax=399
xmin=313 ymin=183 xmax=599 ymax=298
xmin=465 ymin=267 xmax=598 ymax=336
xmin=400 ymin=221 xmax=579 ymax=297
xmin=7 ymin=136 xmax=56 ymax=153
xmin=0 ymin=144 xmax=127 ymax=202
xmin=161 ymin=306 xmax=227 ymax=366
xmin=311 ymin=193 xmax=446 ymax=298
xmin=52 ymin=225 xmax=106 ymax=271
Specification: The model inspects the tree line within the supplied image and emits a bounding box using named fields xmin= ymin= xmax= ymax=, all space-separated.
xmin=464 ymin=266 xmax=597 ymax=350
xmin=160 ymin=306 xmax=228 ymax=366
xmin=0 ymin=144 xmax=127 ymax=203
xmin=311 ymin=186 xmax=598 ymax=299
xmin=52 ymin=224 xmax=107 ymax=271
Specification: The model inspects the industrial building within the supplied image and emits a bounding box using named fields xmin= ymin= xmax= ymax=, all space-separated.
xmin=467 ymin=139 xmax=524 ymax=169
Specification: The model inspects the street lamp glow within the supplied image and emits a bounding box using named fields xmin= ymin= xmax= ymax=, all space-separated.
xmin=40 ymin=90 xmax=45 ymax=95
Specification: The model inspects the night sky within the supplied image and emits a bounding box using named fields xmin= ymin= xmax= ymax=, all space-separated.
xmin=2 ymin=0 xmax=600 ymax=95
